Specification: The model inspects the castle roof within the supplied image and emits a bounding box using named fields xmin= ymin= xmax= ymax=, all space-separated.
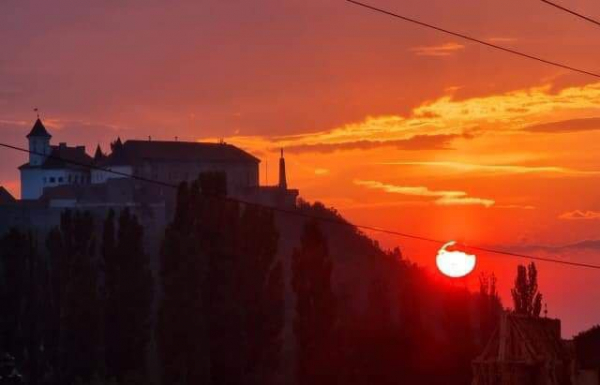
xmin=0 ymin=187 xmax=16 ymax=204
xmin=19 ymin=144 xmax=93 ymax=170
xmin=99 ymin=140 xmax=260 ymax=167
xmin=26 ymin=118 xmax=51 ymax=138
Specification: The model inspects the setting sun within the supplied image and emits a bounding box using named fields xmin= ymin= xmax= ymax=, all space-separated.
xmin=436 ymin=241 xmax=477 ymax=278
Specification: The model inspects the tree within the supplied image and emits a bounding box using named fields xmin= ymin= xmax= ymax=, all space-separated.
xmin=157 ymin=177 xmax=225 ymax=385
xmin=292 ymin=219 xmax=337 ymax=385
xmin=158 ymin=181 xmax=203 ymax=385
xmin=511 ymin=262 xmax=543 ymax=317
xmin=158 ymin=173 xmax=285 ymax=385
xmin=479 ymin=272 xmax=503 ymax=344
xmin=103 ymin=209 xmax=153 ymax=381
xmin=236 ymin=205 xmax=284 ymax=385
xmin=0 ymin=229 xmax=48 ymax=384
xmin=0 ymin=229 xmax=31 ymax=365
xmin=46 ymin=210 xmax=103 ymax=384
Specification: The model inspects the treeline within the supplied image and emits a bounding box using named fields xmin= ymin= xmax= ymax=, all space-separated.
xmin=0 ymin=172 xmax=506 ymax=385
xmin=0 ymin=209 xmax=153 ymax=385
xmin=157 ymin=173 xmax=284 ymax=385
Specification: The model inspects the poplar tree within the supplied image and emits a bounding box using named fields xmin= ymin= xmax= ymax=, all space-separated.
xmin=292 ymin=219 xmax=337 ymax=385
xmin=236 ymin=206 xmax=284 ymax=385
xmin=104 ymin=209 xmax=153 ymax=381
xmin=158 ymin=181 xmax=211 ymax=385
xmin=511 ymin=262 xmax=543 ymax=317
xmin=46 ymin=210 xmax=102 ymax=384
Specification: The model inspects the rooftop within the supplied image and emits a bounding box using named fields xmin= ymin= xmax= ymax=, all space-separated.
xmin=26 ymin=118 xmax=51 ymax=138
xmin=0 ymin=187 xmax=16 ymax=205
xmin=99 ymin=140 xmax=260 ymax=166
xmin=19 ymin=143 xmax=93 ymax=170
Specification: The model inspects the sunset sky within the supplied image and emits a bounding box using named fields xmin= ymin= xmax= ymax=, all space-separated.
xmin=2 ymin=0 xmax=600 ymax=336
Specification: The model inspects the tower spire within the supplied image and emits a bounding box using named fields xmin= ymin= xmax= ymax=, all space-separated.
xmin=278 ymin=148 xmax=287 ymax=190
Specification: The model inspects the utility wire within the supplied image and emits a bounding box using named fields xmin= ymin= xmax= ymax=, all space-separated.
xmin=345 ymin=0 xmax=600 ymax=79
xmin=540 ymin=0 xmax=600 ymax=27
xmin=1 ymin=141 xmax=600 ymax=270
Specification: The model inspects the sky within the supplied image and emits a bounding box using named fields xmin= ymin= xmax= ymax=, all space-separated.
xmin=2 ymin=0 xmax=600 ymax=336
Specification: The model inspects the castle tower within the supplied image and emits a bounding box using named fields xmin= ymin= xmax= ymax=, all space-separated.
xmin=278 ymin=148 xmax=287 ymax=190
xmin=26 ymin=118 xmax=51 ymax=166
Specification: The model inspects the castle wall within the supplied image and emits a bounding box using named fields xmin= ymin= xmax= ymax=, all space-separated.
xmin=91 ymin=165 xmax=133 ymax=184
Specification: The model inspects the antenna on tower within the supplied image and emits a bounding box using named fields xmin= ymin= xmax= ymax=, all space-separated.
xmin=34 ymin=108 xmax=40 ymax=119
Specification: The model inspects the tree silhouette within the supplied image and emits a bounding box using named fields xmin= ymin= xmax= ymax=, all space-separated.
xmin=158 ymin=172 xmax=284 ymax=385
xmin=479 ymin=272 xmax=503 ymax=344
xmin=46 ymin=210 xmax=103 ymax=384
xmin=103 ymin=209 xmax=153 ymax=382
xmin=235 ymin=205 xmax=284 ymax=385
xmin=511 ymin=262 xmax=543 ymax=317
xmin=157 ymin=181 xmax=210 ymax=385
xmin=292 ymin=219 xmax=337 ymax=385
xmin=0 ymin=228 xmax=48 ymax=384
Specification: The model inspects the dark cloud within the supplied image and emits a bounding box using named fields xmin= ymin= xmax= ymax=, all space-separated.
xmin=523 ymin=117 xmax=600 ymax=133
xmin=280 ymin=133 xmax=468 ymax=154
xmin=507 ymin=239 xmax=600 ymax=254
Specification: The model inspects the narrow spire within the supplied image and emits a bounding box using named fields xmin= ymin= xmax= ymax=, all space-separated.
xmin=278 ymin=148 xmax=287 ymax=190
xmin=27 ymin=117 xmax=51 ymax=138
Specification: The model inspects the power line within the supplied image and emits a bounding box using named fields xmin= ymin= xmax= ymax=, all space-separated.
xmin=345 ymin=0 xmax=600 ymax=79
xmin=1 ymin=141 xmax=600 ymax=270
xmin=540 ymin=0 xmax=600 ymax=27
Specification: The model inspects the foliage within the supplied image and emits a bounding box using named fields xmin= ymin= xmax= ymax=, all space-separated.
xmin=47 ymin=210 xmax=103 ymax=384
xmin=103 ymin=209 xmax=153 ymax=382
xmin=479 ymin=272 xmax=503 ymax=344
xmin=511 ymin=262 xmax=543 ymax=317
xmin=292 ymin=219 xmax=337 ymax=385
xmin=157 ymin=172 xmax=284 ymax=385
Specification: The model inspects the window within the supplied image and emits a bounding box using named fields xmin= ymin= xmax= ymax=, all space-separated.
xmin=50 ymin=177 xmax=55 ymax=183
xmin=58 ymin=177 xmax=64 ymax=183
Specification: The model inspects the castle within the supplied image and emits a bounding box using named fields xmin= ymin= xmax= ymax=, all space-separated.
xmin=1 ymin=118 xmax=298 ymax=235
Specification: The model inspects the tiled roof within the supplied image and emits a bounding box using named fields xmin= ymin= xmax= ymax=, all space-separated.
xmin=26 ymin=119 xmax=51 ymax=138
xmin=99 ymin=140 xmax=260 ymax=166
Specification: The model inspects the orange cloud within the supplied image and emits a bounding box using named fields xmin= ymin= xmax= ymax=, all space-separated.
xmin=378 ymin=161 xmax=600 ymax=176
xmin=410 ymin=42 xmax=466 ymax=57
xmin=354 ymin=180 xmax=495 ymax=207
xmin=283 ymin=134 xmax=467 ymax=154
xmin=559 ymin=210 xmax=600 ymax=220
xmin=210 ymin=82 xmax=600 ymax=159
